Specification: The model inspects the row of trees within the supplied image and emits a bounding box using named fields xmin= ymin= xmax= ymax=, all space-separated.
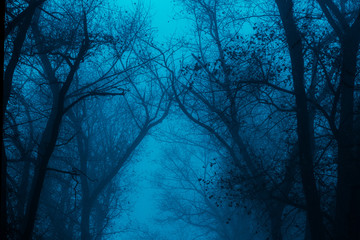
xmin=2 ymin=0 xmax=360 ymax=239
xmin=156 ymin=0 xmax=359 ymax=239
xmin=3 ymin=0 xmax=171 ymax=239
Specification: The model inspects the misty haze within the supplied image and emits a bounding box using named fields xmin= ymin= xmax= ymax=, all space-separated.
xmin=2 ymin=0 xmax=360 ymax=239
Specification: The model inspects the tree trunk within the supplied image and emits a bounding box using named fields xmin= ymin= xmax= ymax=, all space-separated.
xmin=22 ymin=103 xmax=64 ymax=239
xmin=1 ymin=143 xmax=7 ymax=239
xmin=0 ymin=0 xmax=5 ymax=234
xmin=17 ymin=160 xmax=31 ymax=218
xmin=3 ymin=0 xmax=42 ymax=112
xmin=95 ymin=200 xmax=107 ymax=238
xmin=304 ymin=218 xmax=311 ymax=240
xmin=81 ymin=203 xmax=91 ymax=240
xmin=275 ymin=0 xmax=325 ymax=239
xmin=335 ymin=31 xmax=360 ymax=240
xmin=21 ymin=9 xmax=89 ymax=237
xmin=76 ymin=124 xmax=92 ymax=240
xmin=269 ymin=149 xmax=297 ymax=240
xmin=269 ymin=204 xmax=284 ymax=240
xmin=2 ymin=2 xmax=43 ymax=237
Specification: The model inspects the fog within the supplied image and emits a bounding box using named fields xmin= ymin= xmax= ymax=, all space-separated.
xmin=3 ymin=0 xmax=360 ymax=240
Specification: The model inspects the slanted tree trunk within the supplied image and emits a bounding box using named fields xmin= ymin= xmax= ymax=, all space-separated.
xmin=23 ymin=103 xmax=64 ymax=239
xmin=275 ymin=0 xmax=325 ymax=239
xmin=3 ymin=0 xmax=45 ymax=111
xmin=22 ymin=9 xmax=89 ymax=238
xmin=2 ymin=2 xmax=45 ymax=237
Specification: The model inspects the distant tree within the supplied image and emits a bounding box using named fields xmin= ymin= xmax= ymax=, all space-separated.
xmin=43 ymin=26 xmax=173 ymax=239
xmin=157 ymin=144 xmax=260 ymax=240
xmin=69 ymin=76 xmax=171 ymax=240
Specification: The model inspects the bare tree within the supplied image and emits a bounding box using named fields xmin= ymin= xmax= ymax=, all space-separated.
xmin=168 ymin=1 xmax=304 ymax=239
xmin=157 ymin=144 xmax=259 ymax=240
xmin=2 ymin=1 xmax=46 ymax=236
xmin=3 ymin=0 xmax=149 ymax=238
xmin=274 ymin=1 xmax=325 ymax=239
xmin=275 ymin=1 xmax=360 ymax=239
xmin=314 ymin=1 xmax=360 ymax=239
